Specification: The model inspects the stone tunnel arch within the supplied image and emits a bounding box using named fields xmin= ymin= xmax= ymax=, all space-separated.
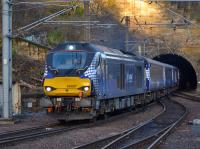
xmin=153 ymin=54 xmax=197 ymax=90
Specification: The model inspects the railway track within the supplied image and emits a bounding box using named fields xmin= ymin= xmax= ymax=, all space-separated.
xmin=74 ymin=97 xmax=187 ymax=149
xmin=0 ymin=101 xmax=161 ymax=146
xmin=0 ymin=121 xmax=89 ymax=146
xmin=173 ymin=92 xmax=200 ymax=102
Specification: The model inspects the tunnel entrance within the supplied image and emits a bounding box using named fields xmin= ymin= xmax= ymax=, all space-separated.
xmin=153 ymin=54 xmax=197 ymax=90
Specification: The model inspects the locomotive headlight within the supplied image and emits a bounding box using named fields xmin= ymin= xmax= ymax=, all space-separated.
xmin=84 ymin=86 xmax=89 ymax=91
xmin=78 ymin=86 xmax=90 ymax=92
xmin=45 ymin=87 xmax=52 ymax=92
xmin=67 ymin=45 xmax=75 ymax=50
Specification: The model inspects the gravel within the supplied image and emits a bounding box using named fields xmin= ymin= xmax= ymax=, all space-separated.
xmin=0 ymin=102 xmax=162 ymax=149
xmin=159 ymin=93 xmax=200 ymax=149
xmin=0 ymin=113 xmax=57 ymax=133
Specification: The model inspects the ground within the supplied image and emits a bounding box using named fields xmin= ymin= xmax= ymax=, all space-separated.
xmin=0 ymin=102 xmax=162 ymax=149
xmin=1 ymin=89 xmax=200 ymax=148
xmin=159 ymin=88 xmax=200 ymax=149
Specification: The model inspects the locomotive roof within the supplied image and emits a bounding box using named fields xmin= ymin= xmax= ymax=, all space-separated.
xmin=48 ymin=42 xmax=178 ymax=70
xmin=51 ymin=42 xmax=177 ymax=69
xmin=52 ymin=42 xmax=125 ymax=54
xmin=145 ymin=57 xmax=178 ymax=69
xmin=51 ymin=42 xmax=144 ymax=61
xmin=52 ymin=42 xmax=97 ymax=53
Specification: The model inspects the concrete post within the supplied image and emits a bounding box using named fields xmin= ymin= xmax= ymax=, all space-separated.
xmin=2 ymin=0 xmax=13 ymax=118
xmin=125 ymin=16 xmax=130 ymax=51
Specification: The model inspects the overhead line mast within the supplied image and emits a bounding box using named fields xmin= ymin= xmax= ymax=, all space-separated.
xmin=2 ymin=0 xmax=13 ymax=118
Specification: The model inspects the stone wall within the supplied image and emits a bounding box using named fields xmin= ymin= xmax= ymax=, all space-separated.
xmin=13 ymin=37 xmax=50 ymax=61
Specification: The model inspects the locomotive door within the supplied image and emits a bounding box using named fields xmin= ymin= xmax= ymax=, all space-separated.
xmin=120 ymin=64 xmax=125 ymax=90
xmin=99 ymin=56 xmax=106 ymax=98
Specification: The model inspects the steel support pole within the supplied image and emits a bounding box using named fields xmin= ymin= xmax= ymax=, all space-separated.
xmin=84 ymin=1 xmax=90 ymax=42
xmin=143 ymin=41 xmax=146 ymax=57
xmin=125 ymin=16 xmax=130 ymax=51
xmin=2 ymin=0 xmax=12 ymax=118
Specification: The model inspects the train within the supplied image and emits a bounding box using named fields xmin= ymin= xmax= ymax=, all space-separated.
xmin=43 ymin=42 xmax=179 ymax=121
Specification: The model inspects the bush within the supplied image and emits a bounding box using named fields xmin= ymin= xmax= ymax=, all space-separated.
xmin=47 ymin=29 xmax=64 ymax=45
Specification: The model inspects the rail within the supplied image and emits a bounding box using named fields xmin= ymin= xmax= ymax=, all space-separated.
xmin=74 ymin=96 xmax=187 ymax=149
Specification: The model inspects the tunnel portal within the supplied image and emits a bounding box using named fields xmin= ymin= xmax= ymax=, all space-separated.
xmin=153 ymin=54 xmax=197 ymax=90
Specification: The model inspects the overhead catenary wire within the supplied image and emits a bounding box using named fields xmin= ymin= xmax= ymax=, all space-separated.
xmin=13 ymin=0 xmax=90 ymax=5
xmin=125 ymin=1 xmax=200 ymax=30
xmin=17 ymin=9 xmax=69 ymax=31
xmin=153 ymin=1 xmax=200 ymax=52
xmin=0 ymin=4 xmax=76 ymax=14
xmin=0 ymin=0 xmax=84 ymax=13
xmin=155 ymin=1 xmax=200 ymax=29
xmin=43 ymin=22 xmax=117 ymax=28
xmin=14 ymin=5 xmax=78 ymax=36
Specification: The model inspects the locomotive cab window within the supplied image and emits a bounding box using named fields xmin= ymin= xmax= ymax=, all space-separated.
xmin=46 ymin=51 xmax=95 ymax=76
xmin=52 ymin=52 xmax=87 ymax=70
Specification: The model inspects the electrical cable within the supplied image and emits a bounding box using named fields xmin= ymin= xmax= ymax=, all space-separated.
xmin=13 ymin=0 xmax=88 ymax=5
xmin=13 ymin=5 xmax=78 ymax=36
xmin=0 ymin=4 xmax=76 ymax=13
xmin=155 ymin=1 xmax=200 ymax=28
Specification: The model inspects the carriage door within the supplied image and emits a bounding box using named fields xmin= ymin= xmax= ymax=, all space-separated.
xmin=120 ymin=64 xmax=125 ymax=90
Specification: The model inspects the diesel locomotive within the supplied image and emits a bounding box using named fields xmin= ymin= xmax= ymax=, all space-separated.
xmin=43 ymin=42 xmax=179 ymax=120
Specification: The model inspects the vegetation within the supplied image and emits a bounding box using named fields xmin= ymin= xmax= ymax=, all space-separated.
xmin=12 ymin=47 xmax=17 ymax=57
xmin=47 ymin=29 xmax=65 ymax=45
xmin=75 ymin=6 xmax=84 ymax=16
